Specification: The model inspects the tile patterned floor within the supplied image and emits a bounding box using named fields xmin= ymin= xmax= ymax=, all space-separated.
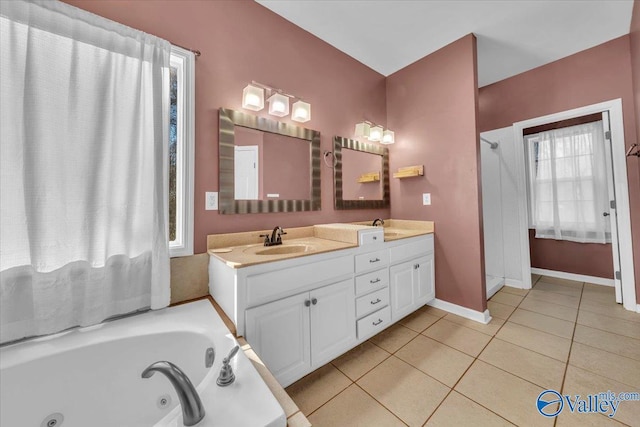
xmin=286 ymin=276 xmax=640 ymax=426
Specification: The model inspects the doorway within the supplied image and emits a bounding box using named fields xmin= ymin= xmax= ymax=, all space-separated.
xmin=234 ymin=145 xmax=259 ymax=200
xmin=512 ymin=99 xmax=636 ymax=311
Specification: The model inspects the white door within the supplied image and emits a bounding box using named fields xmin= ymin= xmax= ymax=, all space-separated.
xmin=601 ymin=112 xmax=623 ymax=303
xmin=414 ymin=255 xmax=435 ymax=306
xmin=245 ymin=292 xmax=311 ymax=386
xmin=310 ymin=280 xmax=356 ymax=367
xmin=390 ymin=260 xmax=415 ymax=321
xmin=234 ymin=145 xmax=259 ymax=200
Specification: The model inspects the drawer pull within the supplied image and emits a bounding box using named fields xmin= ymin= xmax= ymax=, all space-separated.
xmin=369 ymin=278 xmax=381 ymax=284
xmin=370 ymin=298 xmax=382 ymax=305
xmin=372 ymin=319 xmax=383 ymax=326
xmin=369 ymin=258 xmax=381 ymax=263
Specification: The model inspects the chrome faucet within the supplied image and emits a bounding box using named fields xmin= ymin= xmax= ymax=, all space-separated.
xmin=372 ymin=218 xmax=385 ymax=227
xmin=142 ymin=361 xmax=205 ymax=426
xmin=260 ymin=226 xmax=287 ymax=246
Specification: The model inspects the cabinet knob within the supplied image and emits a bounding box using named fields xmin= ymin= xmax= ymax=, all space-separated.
xmin=311 ymin=298 xmax=318 ymax=305
xmin=414 ymin=264 xmax=420 ymax=269
xmin=304 ymin=299 xmax=311 ymax=307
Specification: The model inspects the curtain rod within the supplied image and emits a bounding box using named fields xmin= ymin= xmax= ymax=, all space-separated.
xmin=173 ymin=43 xmax=201 ymax=58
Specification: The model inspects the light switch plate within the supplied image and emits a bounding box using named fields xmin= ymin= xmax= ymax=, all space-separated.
xmin=422 ymin=193 xmax=431 ymax=206
xmin=205 ymin=192 xmax=218 ymax=210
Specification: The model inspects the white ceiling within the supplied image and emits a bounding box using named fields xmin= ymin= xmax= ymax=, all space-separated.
xmin=256 ymin=0 xmax=634 ymax=87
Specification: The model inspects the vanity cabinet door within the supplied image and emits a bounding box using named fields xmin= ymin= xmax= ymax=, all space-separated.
xmin=413 ymin=255 xmax=435 ymax=306
xmin=245 ymin=292 xmax=311 ymax=387
xmin=389 ymin=260 xmax=416 ymax=321
xmin=310 ymin=279 xmax=356 ymax=367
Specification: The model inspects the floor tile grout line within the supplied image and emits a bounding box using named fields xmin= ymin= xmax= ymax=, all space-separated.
xmin=351 ymin=382 xmax=410 ymax=427
xmin=574 ymin=318 xmax=640 ymax=341
xmin=301 ymin=377 xmax=352 ymax=419
xmin=554 ymin=282 xmax=585 ymax=427
xmin=576 ymin=305 xmax=640 ymax=325
xmin=569 ymin=334 xmax=640 ymax=363
xmin=516 ymin=305 xmax=578 ymax=323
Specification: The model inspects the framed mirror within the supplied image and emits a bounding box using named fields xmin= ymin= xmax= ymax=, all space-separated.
xmin=218 ymin=108 xmax=321 ymax=214
xmin=334 ymin=136 xmax=390 ymax=210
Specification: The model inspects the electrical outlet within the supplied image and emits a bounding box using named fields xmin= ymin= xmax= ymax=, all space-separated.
xmin=422 ymin=193 xmax=431 ymax=206
xmin=205 ymin=192 xmax=218 ymax=210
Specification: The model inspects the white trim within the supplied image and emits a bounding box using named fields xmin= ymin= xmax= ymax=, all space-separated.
xmin=513 ymin=99 xmax=636 ymax=311
xmin=428 ymin=299 xmax=492 ymax=324
xmin=169 ymin=46 xmax=195 ymax=258
xmin=504 ymin=279 xmax=525 ymax=289
xmin=486 ymin=277 xmax=505 ymax=299
xmin=531 ymin=267 xmax=614 ymax=287
xmin=637 ymin=304 xmax=640 ymax=314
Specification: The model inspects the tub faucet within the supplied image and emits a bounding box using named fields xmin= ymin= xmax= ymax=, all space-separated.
xmin=260 ymin=226 xmax=287 ymax=246
xmin=142 ymin=361 xmax=205 ymax=426
xmin=372 ymin=218 xmax=385 ymax=227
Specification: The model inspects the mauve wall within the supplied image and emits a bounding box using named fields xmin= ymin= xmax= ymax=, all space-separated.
xmin=479 ymin=35 xmax=640 ymax=303
xmin=529 ymin=231 xmax=614 ymax=278
xmin=387 ymin=35 xmax=487 ymax=313
xmin=63 ymin=0 xmax=389 ymax=254
xmin=632 ymin=2 xmax=640 ymax=161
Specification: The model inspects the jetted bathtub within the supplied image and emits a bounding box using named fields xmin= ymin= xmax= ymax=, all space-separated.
xmin=0 ymin=300 xmax=286 ymax=427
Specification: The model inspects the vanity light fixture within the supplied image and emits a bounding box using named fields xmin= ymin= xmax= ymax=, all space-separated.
xmin=353 ymin=120 xmax=395 ymax=144
xmin=291 ymin=100 xmax=311 ymax=123
xmin=381 ymin=129 xmax=395 ymax=145
xmin=267 ymin=92 xmax=290 ymax=117
xmin=354 ymin=121 xmax=371 ymax=138
xmin=368 ymin=125 xmax=383 ymax=142
xmin=242 ymin=81 xmax=312 ymax=122
xmin=242 ymin=84 xmax=264 ymax=111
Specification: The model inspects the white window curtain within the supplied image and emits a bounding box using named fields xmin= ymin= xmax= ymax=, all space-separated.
xmin=0 ymin=0 xmax=171 ymax=343
xmin=526 ymin=121 xmax=611 ymax=244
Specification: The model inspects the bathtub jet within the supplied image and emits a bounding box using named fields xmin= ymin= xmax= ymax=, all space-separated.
xmin=142 ymin=361 xmax=205 ymax=426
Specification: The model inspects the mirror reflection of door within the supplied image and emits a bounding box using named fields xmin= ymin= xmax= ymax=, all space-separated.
xmin=234 ymin=145 xmax=259 ymax=200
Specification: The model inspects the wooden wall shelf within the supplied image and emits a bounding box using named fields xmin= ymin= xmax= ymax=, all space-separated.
xmin=393 ymin=165 xmax=424 ymax=179
xmin=357 ymin=172 xmax=380 ymax=183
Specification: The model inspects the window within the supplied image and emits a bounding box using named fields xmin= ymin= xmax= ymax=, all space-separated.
xmin=169 ymin=46 xmax=195 ymax=257
xmin=525 ymin=121 xmax=610 ymax=243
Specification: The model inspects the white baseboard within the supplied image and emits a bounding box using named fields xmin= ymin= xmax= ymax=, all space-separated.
xmin=428 ymin=298 xmax=492 ymax=324
xmin=531 ymin=268 xmax=614 ymax=287
xmin=486 ymin=278 xmax=504 ymax=299
xmin=504 ymin=279 xmax=526 ymax=289
xmin=637 ymin=304 xmax=640 ymax=314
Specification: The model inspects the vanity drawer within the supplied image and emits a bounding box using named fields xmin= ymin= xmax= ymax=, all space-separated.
xmin=389 ymin=234 xmax=434 ymax=264
xmin=356 ymin=287 xmax=389 ymax=318
xmin=359 ymin=229 xmax=384 ymax=246
xmin=355 ymin=268 xmax=388 ymax=296
xmin=357 ymin=306 xmax=391 ymax=340
xmin=355 ymin=249 xmax=389 ymax=274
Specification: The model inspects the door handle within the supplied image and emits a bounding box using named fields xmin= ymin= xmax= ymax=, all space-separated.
xmin=603 ymin=212 xmax=610 ymax=217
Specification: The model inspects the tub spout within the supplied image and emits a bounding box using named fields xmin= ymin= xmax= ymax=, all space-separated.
xmin=142 ymin=361 xmax=205 ymax=426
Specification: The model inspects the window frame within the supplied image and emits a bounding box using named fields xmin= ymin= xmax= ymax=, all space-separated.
xmin=169 ymin=46 xmax=195 ymax=257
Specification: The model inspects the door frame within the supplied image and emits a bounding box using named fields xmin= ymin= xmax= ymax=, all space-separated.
xmin=512 ymin=98 xmax=636 ymax=311
xmin=234 ymin=145 xmax=259 ymax=200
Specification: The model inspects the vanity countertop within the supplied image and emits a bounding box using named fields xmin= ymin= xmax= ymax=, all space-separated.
xmin=207 ymin=220 xmax=434 ymax=268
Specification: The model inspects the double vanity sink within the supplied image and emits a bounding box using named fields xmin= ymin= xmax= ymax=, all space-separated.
xmin=207 ymin=219 xmax=435 ymax=388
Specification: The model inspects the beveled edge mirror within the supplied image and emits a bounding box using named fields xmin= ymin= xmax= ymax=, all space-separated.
xmin=334 ymin=136 xmax=390 ymax=210
xmin=219 ymin=108 xmax=321 ymax=214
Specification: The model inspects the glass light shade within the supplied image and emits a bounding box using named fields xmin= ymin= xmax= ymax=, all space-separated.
xmin=381 ymin=129 xmax=395 ymax=144
xmin=267 ymin=93 xmax=290 ymax=117
xmin=354 ymin=122 xmax=371 ymax=138
xmin=291 ymin=100 xmax=311 ymax=123
xmin=242 ymin=84 xmax=264 ymax=111
xmin=368 ymin=125 xmax=383 ymax=142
